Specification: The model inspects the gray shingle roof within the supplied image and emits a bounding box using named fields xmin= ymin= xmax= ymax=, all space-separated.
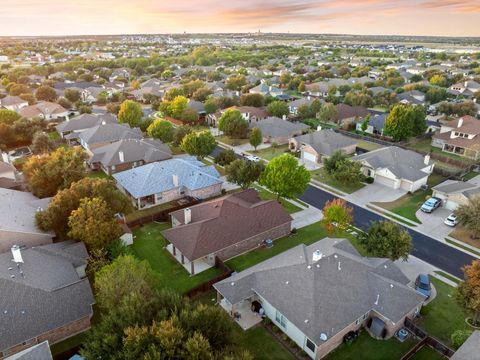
xmin=251 ymin=117 xmax=309 ymax=138
xmin=5 ymin=341 xmax=52 ymax=360
xmin=353 ymin=146 xmax=432 ymax=182
xmin=450 ymin=331 xmax=480 ymax=360
xmin=112 ymin=156 xmax=222 ymax=198
xmin=55 ymin=113 xmax=117 ymax=133
xmin=294 ymin=129 xmax=357 ymax=156
xmin=78 ymin=123 xmax=142 ymax=146
xmin=0 ymin=241 xmax=94 ymax=352
xmin=214 ymin=238 xmax=424 ymax=346
xmin=88 ymin=138 xmax=172 ymax=167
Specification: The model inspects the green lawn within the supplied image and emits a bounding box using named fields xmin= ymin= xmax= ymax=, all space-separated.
xmin=326 ymin=331 xmax=417 ymax=360
xmin=202 ymin=157 xmax=227 ymax=176
xmin=216 ymin=135 xmax=249 ymax=146
xmin=233 ymin=326 xmax=294 ymax=360
xmin=48 ymin=131 xmax=60 ymax=140
xmin=373 ymin=173 xmax=446 ymax=224
xmin=310 ymin=168 xmax=366 ymax=194
xmin=356 ymin=140 xmax=383 ymax=151
xmin=253 ymin=144 xmax=290 ymax=161
xmin=226 ymin=222 xmax=328 ymax=272
xmin=434 ymin=271 xmax=462 ymax=285
xmin=410 ymin=345 xmax=446 ymax=360
xmin=463 ymin=171 xmax=479 ymax=181
xmin=131 ymin=222 xmax=223 ymax=294
xmin=253 ymin=185 xmax=302 ymax=214
xmin=125 ymin=200 xmax=182 ymax=222
xmin=406 ymin=138 xmax=476 ymax=165
xmin=417 ymin=277 xmax=470 ymax=347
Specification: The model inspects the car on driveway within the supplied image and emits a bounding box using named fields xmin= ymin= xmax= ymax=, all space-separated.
xmin=420 ymin=197 xmax=442 ymax=213
xmin=444 ymin=213 xmax=459 ymax=227
xmin=245 ymin=155 xmax=261 ymax=162
xmin=415 ymin=274 xmax=431 ymax=299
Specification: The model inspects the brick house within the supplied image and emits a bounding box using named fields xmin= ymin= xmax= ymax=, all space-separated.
xmin=77 ymin=122 xmax=143 ymax=154
xmin=162 ymin=189 xmax=292 ymax=275
xmin=112 ymin=156 xmax=223 ymax=209
xmin=206 ymin=106 xmax=268 ymax=127
xmin=214 ymin=238 xmax=425 ymax=360
xmin=0 ymin=242 xmax=94 ymax=359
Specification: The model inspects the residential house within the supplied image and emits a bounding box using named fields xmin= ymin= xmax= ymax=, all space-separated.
xmin=336 ymin=104 xmax=369 ymax=127
xmin=431 ymin=176 xmax=480 ymax=210
xmin=288 ymin=97 xmax=320 ymax=116
xmin=0 ymin=161 xmax=20 ymax=190
xmin=353 ymin=147 xmax=434 ymax=192
xmin=0 ymin=188 xmax=52 ymax=253
xmin=249 ymin=82 xmax=284 ymax=98
xmin=251 ymin=117 xmax=309 ymax=145
xmin=4 ymin=341 xmax=52 ymax=360
xmin=206 ymin=106 xmax=268 ymax=127
xmin=355 ymin=113 xmax=388 ymax=135
xmin=431 ymin=115 xmax=480 ymax=159
xmin=449 ymin=80 xmax=480 ymax=98
xmin=0 ymin=96 xmax=28 ymax=111
xmin=18 ymin=102 xmax=68 ymax=121
xmin=55 ymin=113 xmax=117 ymax=141
xmin=109 ymin=68 xmax=130 ymax=82
xmin=112 ymin=156 xmax=223 ymax=209
xmin=397 ymin=90 xmax=426 ymax=105
xmin=77 ymin=122 xmax=143 ymax=153
xmin=213 ymin=238 xmax=425 ymax=360
xmin=289 ymin=129 xmax=357 ymax=164
xmin=88 ymin=138 xmax=172 ymax=175
xmin=162 ymin=189 xmax=292 ymax=274
xmin=0 ymin=242 xmax=94 ymax=358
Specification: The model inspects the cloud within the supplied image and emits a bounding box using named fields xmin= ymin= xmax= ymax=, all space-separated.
xmin=420 ymin=0 xmax=480 ymax=13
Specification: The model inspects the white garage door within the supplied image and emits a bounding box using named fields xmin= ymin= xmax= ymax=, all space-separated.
xmin=302 ymin=151 xmax=317 ymax=163
xmin=400 ymin=180 xmax=412 ymax=192
xmin=444 ymin=200 xmax=458 ymax=211
xmin=375 ymin=175 xmax=396 ymax=188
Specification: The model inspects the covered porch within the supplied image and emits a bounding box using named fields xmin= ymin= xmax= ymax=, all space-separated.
xmin=166 ymin=243 xmax=213 ymax=275
xmin=218 ymin=295 xmax=264 ymax=330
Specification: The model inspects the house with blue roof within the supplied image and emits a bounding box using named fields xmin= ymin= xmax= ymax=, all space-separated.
xmin=112 ymin=156 xmax=223 ymax=209
xmin=355 ymin=113 xmax=388 ymax=135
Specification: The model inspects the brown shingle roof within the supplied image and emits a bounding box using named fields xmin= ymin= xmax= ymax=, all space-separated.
xmin=162 ymin=189 xmax=292 ymax=261
xmin=336 ymin=103 xmax=369 ymax=120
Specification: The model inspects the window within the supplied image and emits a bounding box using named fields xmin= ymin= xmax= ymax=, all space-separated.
xmin=275 ymin=310 xmax=287 ymax=328
xmin=306 ymin=338 xmax=316 ymax=353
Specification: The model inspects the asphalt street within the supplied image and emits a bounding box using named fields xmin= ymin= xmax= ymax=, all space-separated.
xmin=211 ymin=145 xmax=475 ymax=278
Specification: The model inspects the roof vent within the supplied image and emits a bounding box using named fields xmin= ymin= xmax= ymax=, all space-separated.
xmin=374 ymin=294 xmax=380 ymax=306
xmin=312 ymin=250 xmax=323 ymax=262
xmin=285 ymin=281 xmax=289 ymax=285
xmin=230 ymin=282 xmax=235 ymax=286
xmin=304 ymin=319 xmax=309 ymax=323
xmin=334 ymin=254 xmax=338 ymax=259
xmin=320 ymin=333 xmax=328 ymax=341
xmin=390 ymin=284 xmax=394 ymax=288
xmin=316 ymin=264 xmax=320 ymax=268
xmin=307 ymin=265 xmax=311 ymax=269
xmin=338 ymin=262 xmax=341 ymax=271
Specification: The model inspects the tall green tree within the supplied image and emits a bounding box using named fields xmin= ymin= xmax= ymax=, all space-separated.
xmin=226 ymin=159 xmax=264 ymax=190
xmin=181 ymin=131 xmax=216 ymax=159
xmin=260 ymin=154 xmax=310 ymax=200
xmin=249 ymin=127 xmax=263 ymax=150
xmin=118 ymin=100 xmax=143 ymax=128
xmin=318 ymin=102 xmax=338 ymax=123
xmin=147 ymin=119 xmax=174 ymax=143
xmin=360 ymin=220 xmax=413 ymax=261
xmin=218 ymin=109 xmax=249 ymax=138
xmin=173 ymin=126 xmax=193 ymax=147
xmin=266 ymin=100 xmax=289 ymax=118
xmin=384 ymin=104 xmax=414 ymax=141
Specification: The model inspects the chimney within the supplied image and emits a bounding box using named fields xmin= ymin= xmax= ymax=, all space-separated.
xmin=11 ymin=245 xmax=23 ymax=263
xmin=317 ymin=125 xmax=322 ymax=132
xmin=184 ymin=208 xmax=191 ymax=224
xmin=118 ymin=151 xmax=124 ymax=163
xmin=312 ymin=250 xmax=323 ymax=262
xmin=172 ymin=174 xmax=179 ymax=187
xmin=424 ymin=154 xmax=430 ymax=165
xmin=458 ymin=117 xmax=463 ymax=128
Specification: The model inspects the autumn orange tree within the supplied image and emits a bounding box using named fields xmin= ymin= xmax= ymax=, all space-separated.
xmin=457 ymin=259 xmax=480 ymax=326
xmin=321 ymin=198 xmax=353 ymax=234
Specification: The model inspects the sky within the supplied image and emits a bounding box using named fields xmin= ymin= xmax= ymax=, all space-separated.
xmin=0 ymin=0 xmax=479 ymax=37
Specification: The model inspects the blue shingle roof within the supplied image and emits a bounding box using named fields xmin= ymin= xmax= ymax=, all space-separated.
xmin=112 ymin=156 xmax=222 ymax=198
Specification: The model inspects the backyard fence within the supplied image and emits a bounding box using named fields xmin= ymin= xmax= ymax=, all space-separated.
xmin=185 ymin=257 xmax=233 ymax=299
xmin=401 ymin=318 xmax=455 ymax=359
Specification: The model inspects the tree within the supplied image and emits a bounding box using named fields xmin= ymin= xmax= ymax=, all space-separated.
xmin=23 ymin=147 xmax=86 ymax=198
xmin=64 ymin=88 xmax=81 ymax=103
xmin=181 ymin=131 xmax=216 ymax=159
xmin=324 ymin=150 xmax=347 ymax=174
xmin=456 ymin=197 xmax=480 ymax=238
xmin=226 ymin=159 xmax=264 ymax=190
xmin=168 ymin=95 xmax=189 ymax=119
xmin=411 ymin=105 xmax=426 ymax=136
xmin=118 ymin=100 xmax=143 ymax=128
xmin=31 ymin=131 xmax=55 ymax=154
xmin=130 ymin=79 xmax=141 ymax=90
xmin=147 ymin=119 xmax=174 ymax=143
xmin=57 ymin=97 xmax=72 ymax=110
xmin=214 ymin=149 xmax=237 ymax=167
xmin=360 ymin=114 xmax=370 ymax=133
xmin=204 ymin=98 xmax=218 ymax=114
xmin=0 ymin=109 xmax=20 ymax=125
xmin=430 ymin=74 xmax=447 ymax=87
xmin=78 ymin=104 xmax=92 ymax=114
xmin=360 ymin=220 xmax=412 ymax=261
xmin=249 ymin=127 xmax=263 ymax=150
xmin=457 ymin=260 xmax=480 ymax=325
xmin=321 ymin=198 xmax=353 ymax=234
xmin=260 ymin=154 xmax=310 ymax=200
xmin=426 ymin=87 xmax=447 ymax=103
xmin=318 ymin=102 xmax=338 ymax=123
xmin=218 ymin=109 xmax=249 ymax=138
xmin=332 ymin=159 xmax=364 ymax=185
xmin=36 ymin=177 xmax=132 ymax=238
xmin=35 ymin=85 xmax=57 ymax=102
xmin=240 ymin=93 xmax=264 ymax=107
xmin=298 ymin=81 xmax=306 ymax=93
xmin=163 ymin=87 xmax=185 ymax=101
xmin=180 ymin=107 xmax=199 ymax=123
xmin=266 ymin=100 xmax=289 ymax=118
xmin=384 ymin=104 xmax=414 ymax=141
xmin=9 ymin=83 xmax=31 ymax=96
xmin=173 ymin=126 xmax=193 ymax=147
xmin=68 ymin=197 xmax=122 ymax=251
xmin=225 ymin=74 xmax=246 ymax=90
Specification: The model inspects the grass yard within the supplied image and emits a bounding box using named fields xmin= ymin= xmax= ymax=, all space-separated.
xmin=202 ymin=157 xmax=227 ymax=176
xmin=462 ymin=171 xmax=479 ymax=181
xmin=417 ymin=277 xmax=470 ymax=347
xmin=225 ymin=222 xmax=328 ymax=272
xmin=48 ymin=130 xmax=60 ymax=140
xmin=310 ymin=168 xmax=366 ymax=194
xmin=406 ymin=138 xmax=476 ymax=165
xmin=410 ymin=345 xmax=446 ymax=360
xmin=216 ymin=135 xmax=249 ymax=146
xmin=356 ymin=140 xmax=384 ymax=152
xmin=326 ymin=330 xmax=417 ymax=360
xmin=125 ymin=200 xmax=182 ymax=222
xmin=131 ymin=222 xmax=223 ymax=294
xmin=253 ymin=144 xmax=290 ymax=161
xmin=434 ymin=271 xmax=462 ymax=285
xmin=373 ymin=173 xmax=446 ymax=224
xmin=253 ymin=185 xmax=302 ymax=214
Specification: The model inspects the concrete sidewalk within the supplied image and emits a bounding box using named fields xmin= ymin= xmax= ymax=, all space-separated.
xmin=291 ymin=206 xmax=323 ymax=229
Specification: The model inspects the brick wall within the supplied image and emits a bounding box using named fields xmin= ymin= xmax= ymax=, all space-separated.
xmin=214 ymin=222 xmax=292 ymax=261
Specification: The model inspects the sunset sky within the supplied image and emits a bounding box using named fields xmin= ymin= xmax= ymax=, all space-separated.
xmin=1 ymin=0 xmax=479 ymax=37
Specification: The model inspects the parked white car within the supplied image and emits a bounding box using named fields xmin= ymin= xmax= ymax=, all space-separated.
xmin=245 ymin=155 xmax=261 ymax=162
xmin=444 ymin=214 xmax=459 ymax=227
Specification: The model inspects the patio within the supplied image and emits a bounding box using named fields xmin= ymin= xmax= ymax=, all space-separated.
xmin=166 ymin=243 xmax=213 ymax=275
xmin=220 ymin=297 xmax=263 ymax=330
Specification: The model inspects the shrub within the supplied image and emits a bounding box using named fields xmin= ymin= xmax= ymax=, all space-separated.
xmin=215 ymin=149 xmax=237 ymax=166
xmin=451 ymin=329 xmax=472 ymax=349
xmin=366 ymin=177 xmax=374 ymax=184
xmin=281 ymin=334 xmax=289 ymax=341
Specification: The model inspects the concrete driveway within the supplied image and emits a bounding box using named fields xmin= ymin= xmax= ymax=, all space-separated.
xmin=415 ymin=208 xmax=454 ymax=239
xmin=298 ymin=158 xmax=320 ymax=170
xmin=346 ymin=183 xmax=407 ymax=206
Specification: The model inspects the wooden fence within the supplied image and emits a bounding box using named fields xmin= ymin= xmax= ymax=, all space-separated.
xmin=185 ymin=257 xmax=233 ymax=299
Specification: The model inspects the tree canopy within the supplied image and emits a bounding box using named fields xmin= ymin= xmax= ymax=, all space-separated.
xmin=118 ymin=100 xmax=143 ymax=128
xmin=266 ymin=100 xmax=289 ymax=118
xmin=181 ymin=131 xmax=216 ymax=159
xmin=218 ymin=109 xmax=249 ymax=138
xmin=322 ymin=198 xmax=353 ymax=234
xmin=147 ymin=119 xmax=174 ymax=143
xmin=457 ymin=260 xmax=480 ymax=325
xmin=226 ymin=159 xmax=264 ymax=190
